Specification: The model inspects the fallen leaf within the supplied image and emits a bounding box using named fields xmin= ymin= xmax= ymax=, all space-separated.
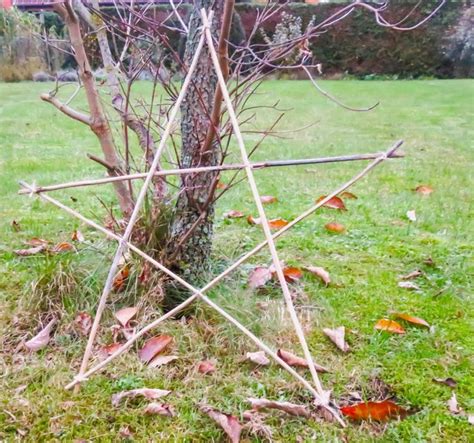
xmin=400 ymin=270 xmax=422 ymax=280
xmin=414 ymin=185 xmax=433 ymax=195
xmin=447 ymin=392 xmax=460 ymax=414
xmin=14 ymin=245 xmax=46 ymax=256
xmin=248 ymin=397 xmax=310 ymax=417
xmin=398 ymin=281 xmax=420 ymax=290
xmin=216 ymin=181 xmax=228 ymax=190
xmin=144 ymin=402 xmax=175 ymax=417
xmin=242 ymin=410 xmax=273 ymax=440
xmin=24 ymin=237 xmax=49 ymax=247
xmin=268 ymin=218 xmax=289 ymax=230
xmin=323 ymin=326 xmax=350 ymax=352
xmin=71 ymin=230 xmax=85 ymax=242
xmin=200 ymin=405 xmax=242 ymax=443
xmin=341 ymin=191 xmax=357 ymax=199
xmin=341 ymin=400 xmax=408 ymax=421
xmin=394 ymin=313 xmax=430 ymax=328
xmin=277 ymin=349 xmax=328 ymax=373
xmin=374 ymin=319 xmax=405 ymax=334
xmin=325 ymin=222 xmax=346 ymax=233
xmin=119 ymin=426 xmax=134 ymax=439
xmin=197 ymin=360 xmax=216 ymax=375
xmin=112 ymin=266 xmax=130 ymax=292
xmin=111 ymin=388 xmax=170 ymax=407
xmin=74 ymin=312 xmax=92 ymax=336
xmin=282 ymin=266 xmax=303 ymax=283
xmin=115 ymin=306 xmax=138 ymax=328
xmin=25 ymin=319 xmax=56 ymax=352
xmin=406 ymin=210 xmax=417 ymax=222
xmin=224 ymin=210 xmax=245 ymax=219
xmin=139 ymin=335 xmax=173 ymax=364
xmin=247 ymin=215 xmax=261 ymax=225
xmin=260 ymin=195 xmax=278 ymax=204
xmin=316 ymin=195 xmax=346 ymax=210
xmin=148 ymin=355 xmax=179 ymax=368
xmin=248 ymin=266 xmax=272 ymax=289
xmin=304 ymin=266 xmax=330 ymax=286
xmin=99 ymin=343 xmax=122 ymax=357
xmin=51 ymin=242 xmax=75 ymax=253
xmin=245 ymin=351 xmax=270 ymax=366
xmin=432 ymin=377 xmax=457 ymax=388
xmin=11 ymin=220 xmax=21 ymax=232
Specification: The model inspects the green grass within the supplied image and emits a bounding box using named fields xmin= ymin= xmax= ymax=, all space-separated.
xmin=0 ymin=80 xmax=473 ymax=441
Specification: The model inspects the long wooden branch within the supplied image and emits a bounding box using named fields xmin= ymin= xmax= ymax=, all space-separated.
xmin=40 ymin=93 xmax=91 ymax=125
xmin=18 ymin=151 xmax=403 ymax=195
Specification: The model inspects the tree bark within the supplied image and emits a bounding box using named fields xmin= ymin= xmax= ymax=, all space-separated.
xmin=164 ymin=0 xmax=228 ymax=310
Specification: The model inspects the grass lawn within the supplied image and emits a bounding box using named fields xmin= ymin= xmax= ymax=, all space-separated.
xmin=0 ymin=79 xmax=473 ymax=441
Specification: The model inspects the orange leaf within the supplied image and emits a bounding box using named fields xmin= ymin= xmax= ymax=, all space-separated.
xmin=282 ymin=266 xmax=303 ymax=283
xmin=325 ymin=222 xmax=346 ymax=233
xmin=24 ymin=237 xmax=49 ymax=247
xmin=216 ymin=181 xmax=228 ymax=190
xmin=247 ymin=215 xmax=261 ymax=225
xmin=316 ymin=195 xmax=346 ymax=210
xmin=268 ymin=218 xmax=288 ymax=229
xmin=198 ymin=360 xmax=216 ymax=375
xmin=52 ymin=242 xmax=75 ymax=253
xmin=224 ymin=210 xmax=245 ymax=219
xmin=71 ymin=230 xmax=85 ymax=242
xmin=374 ymin=319 xmax=405 ymax=334
xmin=414 ymin=185 xmax=433 ymax=195
xmin=394 ymin=313 xmax=430 ymax=328
xmin=260 ymin=195 xmax=278 ymax=204
xmin=341 ymin=400 xmax=408 ymax=421
xmin=115 ymin=307 xmax=138 ymax=327
xmin=112 ymin=266 xmax=130 ymax=292
xmin=139 ymin=335 xmax=173 ymax=363
xmin=341 ymin=191 xmax=358 ymax=200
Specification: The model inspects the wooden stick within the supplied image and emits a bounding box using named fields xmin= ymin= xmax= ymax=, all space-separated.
xmin=18 ymin=151 xmax=403 ymax=195
xmin=72 ymin=24 xmax=210 ymax=391
xmin=202 ymin=8 xmax=328 ymax=408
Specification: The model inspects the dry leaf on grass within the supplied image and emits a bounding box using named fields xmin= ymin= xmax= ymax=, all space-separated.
xmin=224 ymin=210 xmax=245 ymax=219
xmin=51 ymin=242 xmax=75 ymax=253
xmin=148 ymin=355 xmax=179 ymax=368
xmin=24 ymin=237 xmax=49 ymax=247
xmin=245 ymin=351 xmax=270 ymax=366
xmin=197 ymin=360 xmax=216 ymax=375
xmin=112 ymin=388 xmax=170 ymax=407
xmin=25 ymin=319 xmax=56 ymax=352
xmin=304 ymin=266 xmax=330 ymax=286
xmin=400 ymin=270 xmax=422 ymax=280
xmin=115 ymin=307 xmax=138 ymax=328
xmin=112 ymin=266 xmax=130 ymax=292
xmin=398 ymin=281 xmax=420 ymax=290
xmin=247 ymin=215 xmax=261 ymax=225
xmin=447 ymin=392 xmax=460 ymax=414
xmin=341 ymin=191 xmax=358 ymax=200
xmin=323 ymin=326 xmax=350 ymax=352
xmin=316 ymin=195 xmax=347 ymax=210
xmin=374 ymin=319 xmax=405 ymax=334
xmin=248 ymin=397 xmax=311 ymax=418
xmin=341 ymin=400 xmax=408 ymax=421
xmin=99 ymin=343 xmax=122 ymax=358
xmin=281 ymin=266 xmax=303 ymax=283
xmin=14 ymin=245 xmax=46 ymax=256
xmin=394 ymin=313 xmax=430 ymax=328
xmin=325 ymin=222 xmax=346 ymax=233
xmin=71 ymin=230 xmax=85 ymax=242
xmin=414 ymin=185 xmax=433 ymax=195
xmin=139 ymin=335 xmax=173 ymax=364
xmin=277 ymin=349 xmax=329 ymax=373
xmin=248 ymin=267 xmax=272 ymax=289
xmin=143 ymin=402 xmax=175 ymax=417
xmin=432 ymin=377 xmax=457 ymax=388
xmin=247 ymin=216 xmax=288 ymax=230
xmin=74 ymin=312 xmax=92 ymax=336
xmin=200 ymin=405 xmax=242 ymax=443
xmin=260 ymin=195 xmax=278 ymax=204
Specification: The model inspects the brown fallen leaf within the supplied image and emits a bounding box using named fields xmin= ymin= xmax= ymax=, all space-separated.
xmin=414 ymin=185 xmax=433 ymax=195
xmin=374 ymin=319 xmax=405 ymax=334
xmin=432 ymin=377 xmax=457 ymax=388
xmin=341 ymin=191 xmax=358 ymax=200
xmin=99 ymin=343 xmax=122 ymax=358
xmin=71 ymin=230 xmax=85 ymax=242
xmin=115 ymin=306 xmax=138 ymax=328
xmin=260 ymin=195 xmax=278 ymax=204
xmin=111 ymin=388 xmax=170 ymax=407
xmin=304 ymin=266 xmax=331 ymax=286
xmin=216 ymin=181 xmax=228 ymax=190
xmin=24 ymin=237 xmax=49 ymax=247
xmin=248 ymin=397 xmax=311 ymax=418
xmin=393 ymin=313 xmax=430 ymax=328
xmin=277 ymin=349 xmax=329 ymax=373
xmin=139 ymin=335 xmax=173 ymax=364
xmin=447 ymin=392 xmax=460 ymax=414
xmin=25 ymin=319 xmax=56 ymax=352
xmin=11 ymin=220 xmax=21 ymax=232
xmin=323 ymin=326 xmax=350 ymax=352
xmin=224 ymin=210 xmax=245 ymax=219
xmin=341 ymin=400 xmax=408 ymax=421
xmin=400 ymin=270 xmax=422 ymax=280
xmin=200 ymin=405 xmax=242 ymax=443
xmin=316 ymin=195 xmax=346 ymax=210
xmin=14 ymin=245 xmax=46 ymax=256
xmin=112 ymin=266 xmax=130 ymax=292
xmin=51 ymin=242 xmax=75 ymax=253
xmin=148 ymin=355 xmax=179 ymax=368
xmin=247 ymin=215 xmax=261 ymax=225
xmin=248 ymin=266 xmax=272 ymax=289
xmin=398 ymin=281 xmax=420 ymax=290
xmin=74 ymin=312 xmax=92 ymax=336
xmin=281 ymin=266 xmax=303 ymax=283
xmin=143 ymin=402 xmax=175 ymax=417
xmin=245 ymin=351 xmax=270 ymax=366
xmin=197 ymin=360 xmax=216 ymax=375
xmin=325 ymin=222 xmax=346 ymax=233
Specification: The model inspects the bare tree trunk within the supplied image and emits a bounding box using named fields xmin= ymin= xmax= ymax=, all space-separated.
xmin=164 ymin=0 xmax=229 ymax=310
xmin=49 ymin=1 xmax=134 ymax=216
